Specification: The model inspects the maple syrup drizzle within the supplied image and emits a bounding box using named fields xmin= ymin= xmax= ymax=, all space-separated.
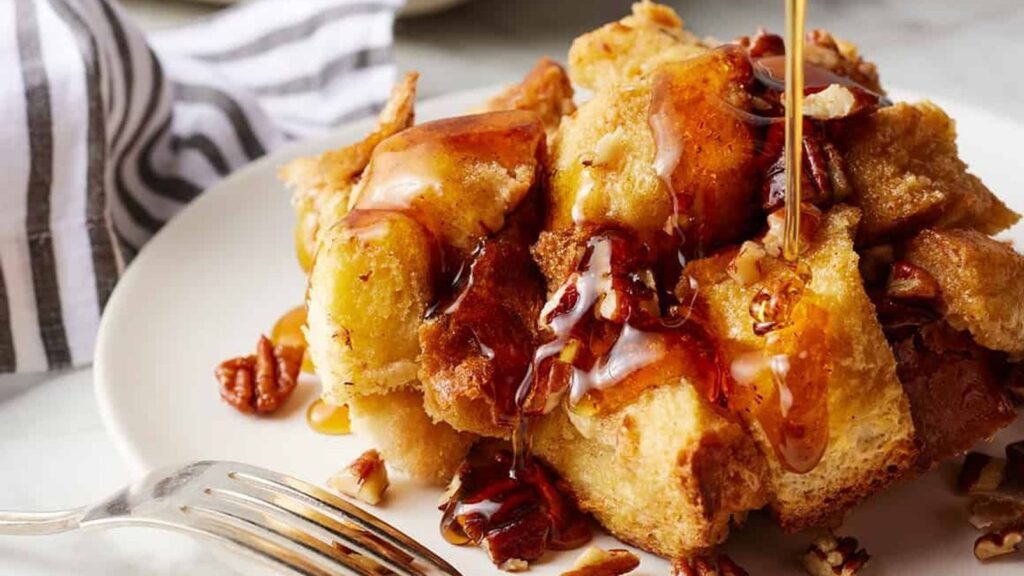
xmin=439 ymin=447 xmax=591 ymax=563
xmin=271 ymin=305 xmax=313 ymax=374
xmin=516 ymin=231 xmax=727 ymax=420
xmin=783 ymin=0 xmax=807 ymax=262
xmin=305 ymin=398 xmax=351 ymax=435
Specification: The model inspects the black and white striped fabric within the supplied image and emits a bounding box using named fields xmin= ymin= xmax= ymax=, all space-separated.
xmin=0 ymin=0 xmax=402 ymax=373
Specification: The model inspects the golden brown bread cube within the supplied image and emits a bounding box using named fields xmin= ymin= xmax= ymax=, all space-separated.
xmin=348 ymin=390 xmax=476 ymax=484
xmin=687 ymin=206 xmax=918 ymax=530
xmin=350 ymin=110 xmax=546 ymax=253
xmin=547 ymin=84 xmax=665 ymax=237
xmin=835 ymin=101 xmax=1019 ymax=245
xmin=281 ymin=73 xmax=418 ymax=271
xmin=568 ymin=1 xmax=706 ymax=92
xmin=548 ymin=47 xmax=757 ymax=249
xmin=532 ymin=384 xmax=767 ymax=558
xmin=307 ymin=111 xmax=547 ymax=405
xmin=307 ymin=210 xmax=436 ymax=405
xmin=903 ymin=228 xmax=1024 ymax=357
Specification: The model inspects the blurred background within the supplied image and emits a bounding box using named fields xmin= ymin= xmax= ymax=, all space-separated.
xmin=123 ymin=0 xmax=1024 ymax=121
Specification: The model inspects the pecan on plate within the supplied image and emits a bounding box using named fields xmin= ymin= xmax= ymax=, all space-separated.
xmin=672 ymin=554 xmax=748 ymax=576
xmin=974 ymin=526 xmax=1024 ymax=561
xmin=969 ymin=494 xmax=1024 ymax=532
xmin=328 ymin=449 xmax=390 ymax=506
xmin=216 ymin=335 xmax=304 ymax=415
xmin=561 ymin=546 xmax=640 ymax=576
xmin=802 ymin=534 xmax=870 ymax=576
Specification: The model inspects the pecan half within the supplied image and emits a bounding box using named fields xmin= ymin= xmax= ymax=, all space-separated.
xmin=672 ymin=555 xmax=748 ymax=576
xmin=974 ymin=527 xmax=1023 ymax=561
xmin=561 ymin=546 xmax=640 ymax=576
xmin=216 ymin=335 xmax=304 ymax=414
xmin=969 ymin=494 xmax=1024 ymax=532
xmin=802 ymin=534 xmax=870 ymax=576
xmin=728 ymin=241 xmax=767 ymax=287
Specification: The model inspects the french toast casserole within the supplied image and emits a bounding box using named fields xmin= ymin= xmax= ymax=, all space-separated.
xmin=279 ymin=1 xmax=1024 ymax=569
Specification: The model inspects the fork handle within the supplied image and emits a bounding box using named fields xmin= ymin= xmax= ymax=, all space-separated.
xmin=0 ymin=508 xmax=86 ymax=535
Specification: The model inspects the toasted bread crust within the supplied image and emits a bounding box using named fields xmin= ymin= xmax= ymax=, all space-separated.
xmin=568 ymin=1 xmax=706 ymax=91
xmin=904 ymin=228 xmax=1024 ymax=357
xmin=893 ymin=322 xmax=1016 ymax=468
xmin=836 ymin=102 xmax=1020 ymax=245
xmin=532 ymin=384 xmax=767 ymax=557
xmin=483 ymin=57 xmax=576 ymax=139
xmin=349 ymin=390 xmax=477 ymax=485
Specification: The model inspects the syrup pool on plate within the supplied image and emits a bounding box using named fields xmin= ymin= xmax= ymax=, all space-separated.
xmin=306 ymin=398 xmax=351 ymax=435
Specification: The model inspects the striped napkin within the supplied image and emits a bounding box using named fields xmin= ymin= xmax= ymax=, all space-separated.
xmin=0 ymin=0 xmax=402 ymax=374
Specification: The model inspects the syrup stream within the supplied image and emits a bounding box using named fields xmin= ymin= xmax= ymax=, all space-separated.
xmin=783 ymin=0 xmax=806 ymax=261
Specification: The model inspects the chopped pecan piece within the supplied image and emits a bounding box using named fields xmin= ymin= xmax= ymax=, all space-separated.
xmin=802 ymin=534 xmax=870 ymax=576
xmin=974 ymin=527 xmax=1023 ymax=561
xmin=804 ymin=29 xmax=882 ymax=94
xmin=672 ymin=555 xmax=748 ymax=576
xmin=804 ymin=84 xmax=876 ymax=121
xmin=216 ymin=335 xmax=304 ymax=415
xmin=886 ymin=261 xmax=940 ymax=303
xmin=561 ymin=546 xmax=640 ymax=576
xmin=958 ymin=452 xmax=1007 ymax=495
xmin=328 ymin=449 xmax=390 ymax=505
xmin=499 ymin=559 xmax=530 ymax=573
xmin=728 ymin=241 xmax=767 ymax=287
xmin=969 ymin=494 xmax=1024 ymax=532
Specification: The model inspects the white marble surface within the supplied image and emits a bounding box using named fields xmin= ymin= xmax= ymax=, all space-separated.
xmin=2 ymin=0 xmax=1022 ymax=574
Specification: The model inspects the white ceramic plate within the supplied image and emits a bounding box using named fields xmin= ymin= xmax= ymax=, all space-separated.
xmin=95 ymin=86 xmax=1024 ymax=575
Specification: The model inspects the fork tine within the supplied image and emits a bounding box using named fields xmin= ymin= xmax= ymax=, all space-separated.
xmin=228 ymin=466 xmax=462 ymax=576
xmin=176 ymin=506 xmax=340 ymax=576
xmin=184 ymin=504 xmax=380 ymax=576
xmin=207 ymin=486 xmax=424 ymax=575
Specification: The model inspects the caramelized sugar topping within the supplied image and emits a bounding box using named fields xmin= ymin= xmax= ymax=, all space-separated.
xmin=440 ymin=446 xmax=591 ymax=565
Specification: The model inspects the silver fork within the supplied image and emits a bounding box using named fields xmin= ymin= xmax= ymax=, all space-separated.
xmin=0 ymin=460 xmax=462 ymax=576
